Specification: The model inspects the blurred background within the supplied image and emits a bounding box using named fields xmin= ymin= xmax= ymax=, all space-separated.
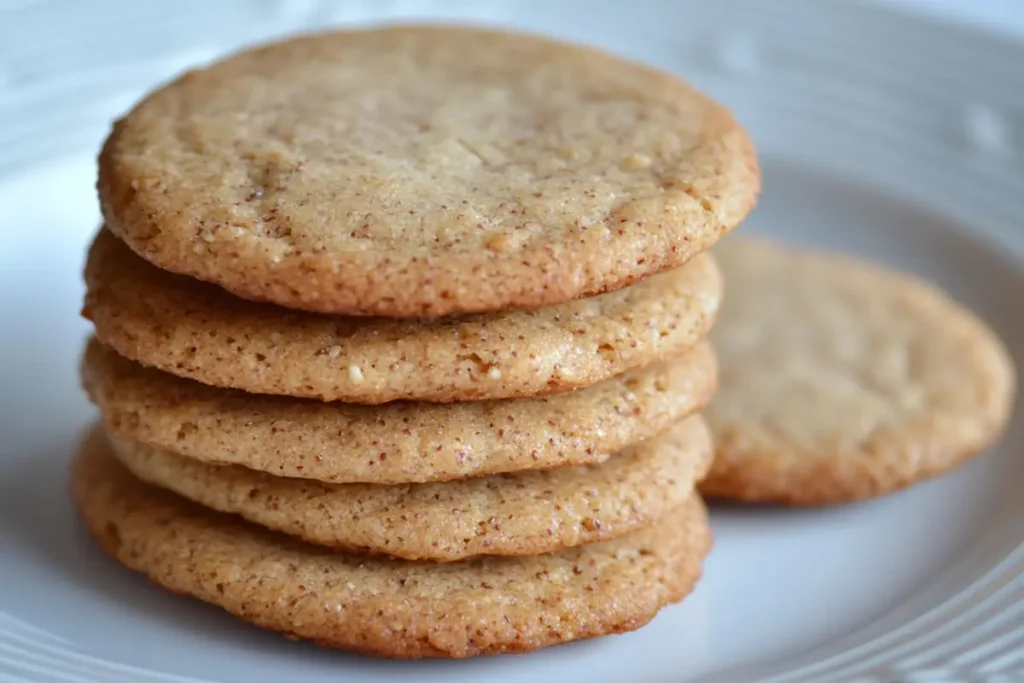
xmin=1 ymin=0 xmax=1022 ymax=180
xmin=3 ymin=0 xmax=1022 ymax=254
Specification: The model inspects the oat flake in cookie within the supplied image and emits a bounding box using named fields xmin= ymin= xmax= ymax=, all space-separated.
xmin=98 ymin=25 xmax=759 ymax=317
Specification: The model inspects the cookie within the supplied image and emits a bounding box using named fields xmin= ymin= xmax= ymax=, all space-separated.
xmin=702 ymin=237 xmax=1016 ymax=504
xmin=73 ymin=426 xmax=711 ymax=658
xmin=106 ymin=415 xmax=711 ymax=561
xmin=97 ymin=25 xmax=758 ymax=318
xmin=83 ymin=229 xmax=722 ymax=403
xmin=82 ymin=337 xmax=716 ymax=483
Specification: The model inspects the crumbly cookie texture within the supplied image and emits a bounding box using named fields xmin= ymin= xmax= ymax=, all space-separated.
xmin=82 ymin=337 xmax=716 ymax=483
xmin=73 ymin=427 xmax=711 ymax=659
xmin=98 ymin=25 xmax=758 ymax=317
xmin=107 ymin=416 xmax=711 ymax=561
xmin=83 ymin=229 xmax=722 ymax=403
xmin=702 ymin=237 xmax=1016 ymax=504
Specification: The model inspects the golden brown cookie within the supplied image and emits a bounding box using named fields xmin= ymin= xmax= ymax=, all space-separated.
xmin=702 ymin=237 xmax=1016 ymax=505
xmin=83 ymin=229 xmax=721 ymax=404
xmin=106 ymin=416 xmax=711 ymax=561
xmin=82 ymin=337 xmax=716 ymax=483
xmin=98 ymin=25 xmax=758 ymax=318
xmin=73 ymin=426 xmax=711 ymax=659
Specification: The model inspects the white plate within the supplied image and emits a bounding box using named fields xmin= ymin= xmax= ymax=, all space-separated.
xmin=0 ymin=1 xmax=1021 ymax=682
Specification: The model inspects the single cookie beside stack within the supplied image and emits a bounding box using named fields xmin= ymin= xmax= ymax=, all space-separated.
xmin=702 ymin=237 xmax=1015 ymax=505
xmin=73 ymin=25 xmax=759 ymax=658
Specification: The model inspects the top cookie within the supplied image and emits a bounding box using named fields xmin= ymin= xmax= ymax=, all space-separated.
xmin=98 ymin=25 xmax=759 ymax=317
xmin=702 ymin=237 xmax=1016 ymax=504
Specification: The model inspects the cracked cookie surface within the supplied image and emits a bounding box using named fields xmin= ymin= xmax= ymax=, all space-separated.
xmin=98 ymin=25 xmax=758 ymax=317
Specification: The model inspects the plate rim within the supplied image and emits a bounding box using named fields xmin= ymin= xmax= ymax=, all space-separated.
xmin=0 ymin=1 xmax=1021 ymax=681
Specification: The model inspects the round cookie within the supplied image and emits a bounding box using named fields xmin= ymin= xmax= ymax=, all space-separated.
xmin=702 ymin=237 xmax=1016 ymax=505
xmin=82 ymin=337 xmax=716 ymax=483
xmin=73 ymin=427 xmax=711 ymax=659
xmin=83 ymin=229 xmax=722 ymax=403
xmin=97 ymin=25 xmax=758 ymax=318
xmin=106 ymin=416 xmax=711 ymax=561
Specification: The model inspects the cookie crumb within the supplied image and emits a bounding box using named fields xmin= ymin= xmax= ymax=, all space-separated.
xmin=484 ymin=233 xmax=511 ymax=252
xmin=621 ymin=152 xmax=653 ymax=171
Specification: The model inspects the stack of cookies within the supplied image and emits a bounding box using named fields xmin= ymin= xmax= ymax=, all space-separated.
xmin=73 ymin=26 xmax=760 ymax=658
